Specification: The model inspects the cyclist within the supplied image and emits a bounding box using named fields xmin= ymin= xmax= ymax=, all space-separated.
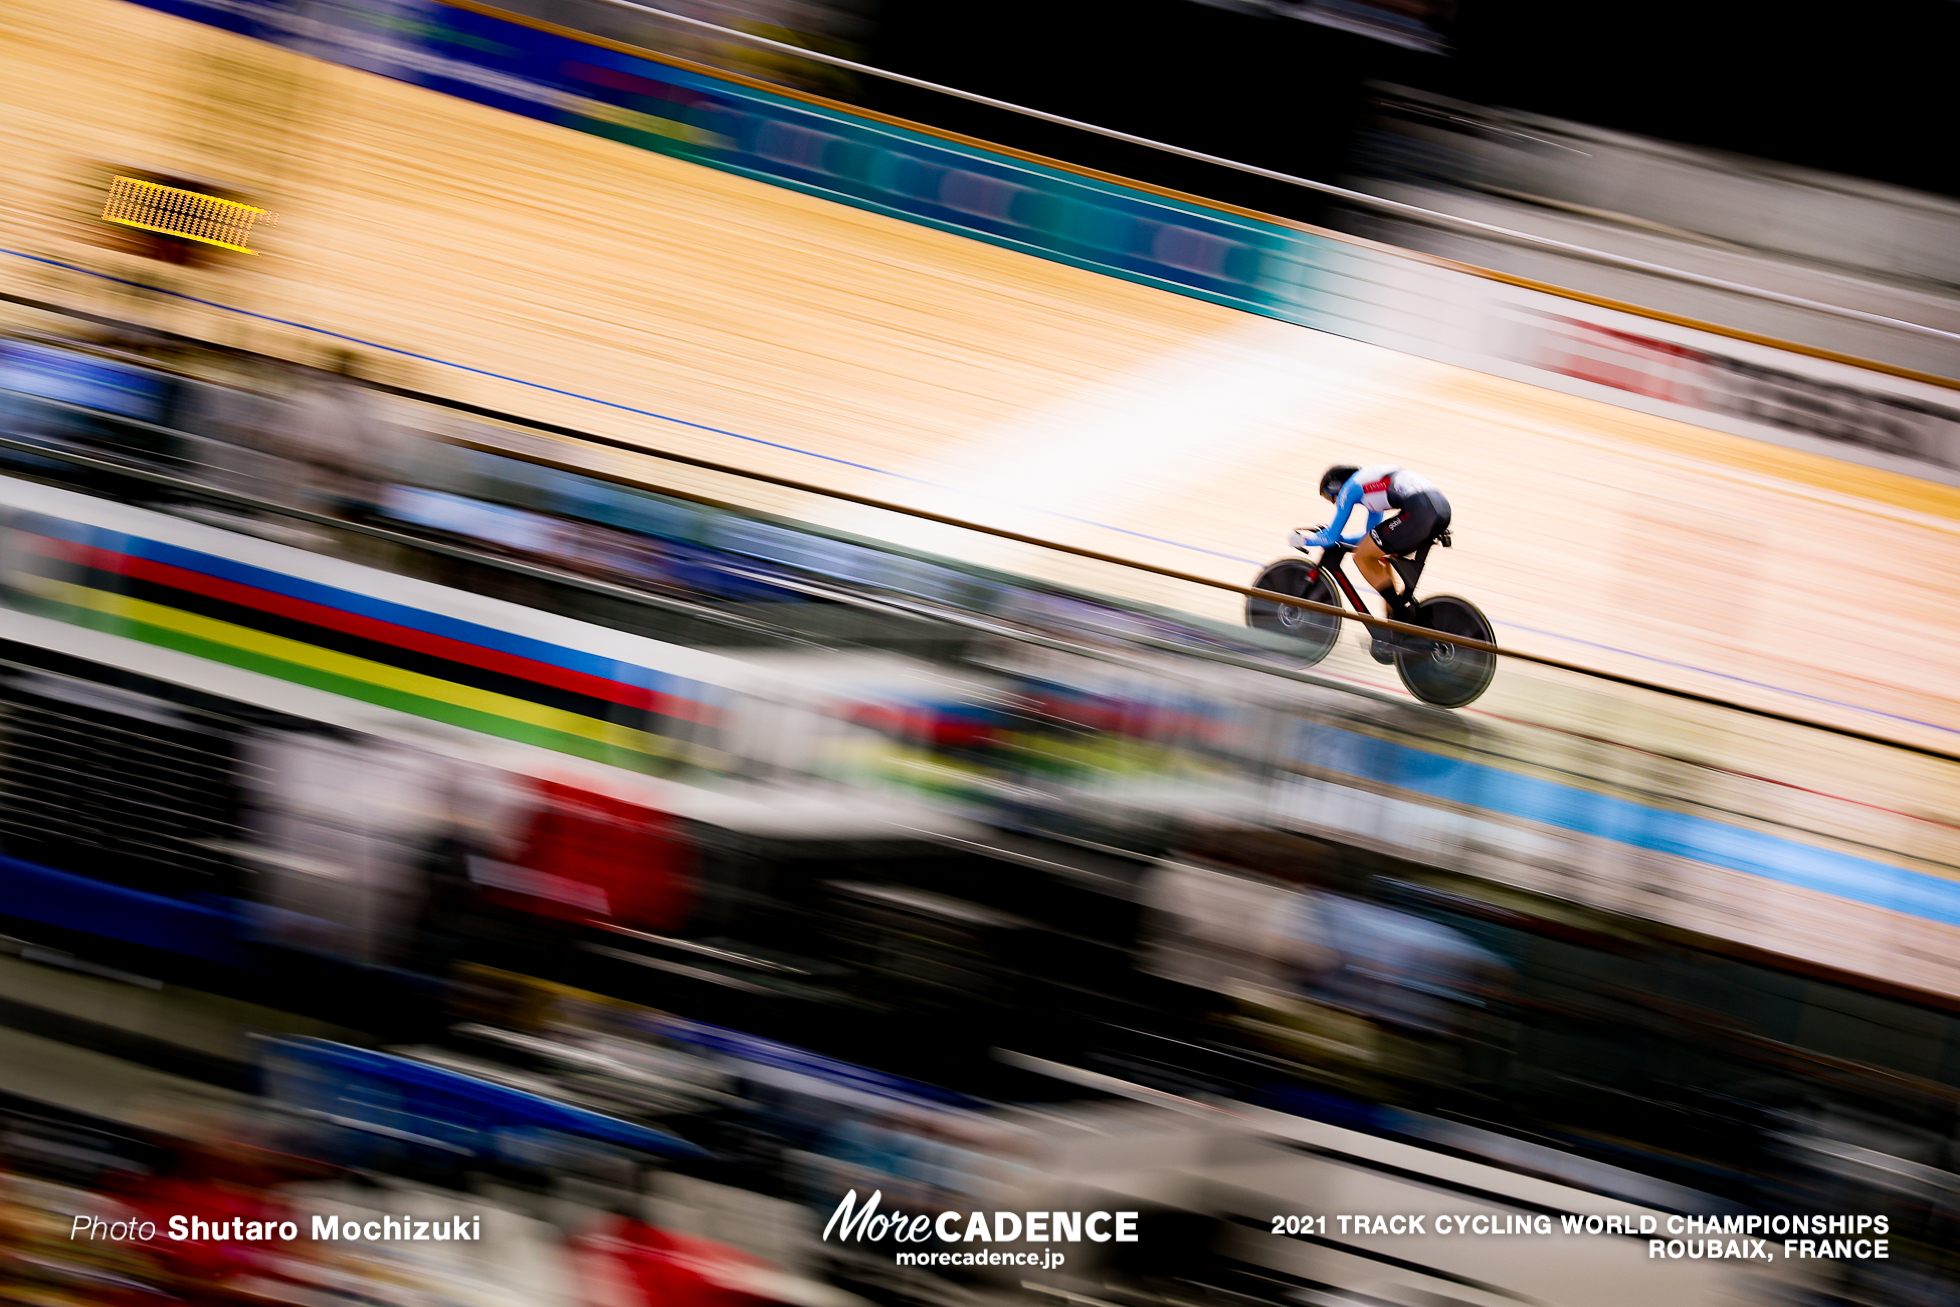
xmin=1289 ymin=463 xmax=1452 ymax=634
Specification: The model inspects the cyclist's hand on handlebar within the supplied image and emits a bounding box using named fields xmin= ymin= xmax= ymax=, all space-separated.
xmin=1289 ymin=527 xmax=1326 ymax=551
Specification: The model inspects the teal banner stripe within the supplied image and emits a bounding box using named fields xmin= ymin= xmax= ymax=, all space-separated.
xmin=1297 ymin=721 xmax=1960 ymax=929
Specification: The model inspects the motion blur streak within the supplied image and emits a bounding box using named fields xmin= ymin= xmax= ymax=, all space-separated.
xmin=809 ymin=317 xmax=1421 ymax=574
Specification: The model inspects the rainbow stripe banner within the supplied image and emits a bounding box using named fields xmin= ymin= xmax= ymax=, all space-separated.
xmin=7 ymin=512 xmax=720 ymax=771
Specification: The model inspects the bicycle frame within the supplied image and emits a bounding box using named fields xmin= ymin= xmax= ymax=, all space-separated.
xmin=1303 ymin=544 xmax=1372 ymax=616
xmin=1301 ymin=539 xmax=1438 ymax=617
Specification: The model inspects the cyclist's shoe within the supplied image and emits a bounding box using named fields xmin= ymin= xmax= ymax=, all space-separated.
xmin=1372 ymin=605 xmax=1431 ymax=662
xmin=1370 ymin=593 xmax=1414 ymax=661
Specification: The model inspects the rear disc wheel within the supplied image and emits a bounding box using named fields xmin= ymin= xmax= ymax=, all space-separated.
xmin=1393 ymin=595 xmax=1496 ymax=707
xmin=1246 ymin=559 xmax=1342 ymax=666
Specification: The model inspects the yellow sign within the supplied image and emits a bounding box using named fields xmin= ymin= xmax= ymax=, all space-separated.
xmin=102 ymin=176 xmax=270 ymax=254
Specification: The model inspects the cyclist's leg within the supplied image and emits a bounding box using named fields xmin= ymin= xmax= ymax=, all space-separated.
xmin=1352 ymin=533 xmax=1407 ymax=661
xmin=1367 ymin=492 xmax=1448 ymax=597
xmin=1363 ymin=492 xmax=1448 ymax=646
xmin=1353 ymin=534 xmax=1404 ymax=611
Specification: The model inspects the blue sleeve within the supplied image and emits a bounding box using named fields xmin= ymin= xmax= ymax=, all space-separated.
xmin=1314 ymin=477 xmax=1381 ymax=547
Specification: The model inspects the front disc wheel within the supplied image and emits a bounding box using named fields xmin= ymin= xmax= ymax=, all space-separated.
xmin=1247 ymin=559 xmax=1343 ymax=667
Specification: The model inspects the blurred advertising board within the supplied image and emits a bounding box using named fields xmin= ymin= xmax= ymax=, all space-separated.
xmin=1513 ymin=307 xmax=1960 ymax=476
xmin=1308 ymin=241 xmax=1960 ymax=484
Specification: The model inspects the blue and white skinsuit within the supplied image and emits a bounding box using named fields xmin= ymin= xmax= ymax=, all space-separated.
xmin=1292 ymin=465 xmax=1451 ymax=558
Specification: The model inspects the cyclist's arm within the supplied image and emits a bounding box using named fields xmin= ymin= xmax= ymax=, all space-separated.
xmin=1337 ymin=503 xmax=1383 ymax=547
xmin=1313 ymin=478 xmax=1378 ymax=547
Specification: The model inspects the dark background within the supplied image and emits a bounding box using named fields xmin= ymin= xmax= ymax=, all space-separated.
xmin=860 ymin=0 xmax=1960 ymax=210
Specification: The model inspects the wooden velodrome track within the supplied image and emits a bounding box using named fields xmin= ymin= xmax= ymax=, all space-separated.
xmin=2 ymin=0 xmax=1959 ymax=785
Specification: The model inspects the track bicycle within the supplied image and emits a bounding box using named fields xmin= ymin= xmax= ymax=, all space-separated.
xmin=1245 ymin=531 xmax=1496 ymax=708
